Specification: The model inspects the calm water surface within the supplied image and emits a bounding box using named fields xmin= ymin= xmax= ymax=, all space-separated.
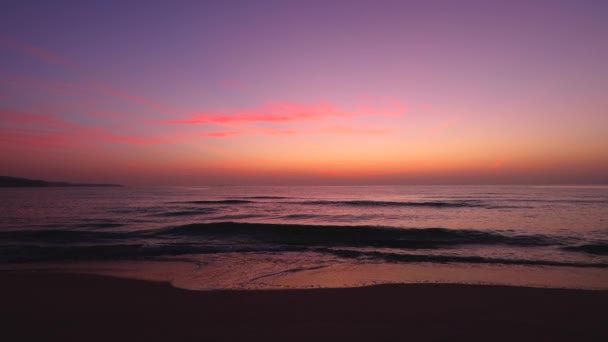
xmin=1 ymin=185 xmax=607 ymax=289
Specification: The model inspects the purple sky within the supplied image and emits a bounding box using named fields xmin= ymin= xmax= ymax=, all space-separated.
xmin=1 ymin=0 xmax=607 ymax=185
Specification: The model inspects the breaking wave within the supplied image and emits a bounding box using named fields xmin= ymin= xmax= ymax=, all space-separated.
xmin=562 ymin=243 xmax=608 ymax=255
xmin=296 ymin=200 xmax=484 ymax=208
xmin=157 ymin=222 xmax=561 ymax=248
xmin=179 ymin=200 xmax=254 ymax=204
xmin=1 ymin=222 xmax=605 ymax=268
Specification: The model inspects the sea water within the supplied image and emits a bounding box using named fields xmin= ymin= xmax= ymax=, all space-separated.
xmin=1 ymin=185 xmax=607 ymax=289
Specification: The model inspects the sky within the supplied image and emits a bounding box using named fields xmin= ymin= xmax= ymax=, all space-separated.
xmin=1 ymin=0 xmax=607 ymax=185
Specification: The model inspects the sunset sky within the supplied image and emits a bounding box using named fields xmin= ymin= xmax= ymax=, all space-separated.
xmin=1 ymin=0 xmax=607 ymax=185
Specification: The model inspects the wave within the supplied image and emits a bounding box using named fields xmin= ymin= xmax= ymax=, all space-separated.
xmin=249 ymin=265 xmax=328 ymax=281
xmin=520 ymin=200 xmax=608 ymax=204
xmin=0 ymin=222 xmax=562 ymax=250
xmin=180 ymin=200 xmax=254 ymax=204
xmin=0 ymin=222 xmax=582 ymax=251
xmin=0 ymin=229 xmax=132 ymax=242
xmin=157 ymin=222 xmax=562 ymax=249
xmin=296 ymin=200 xmax=484 ymax=208
xmin=313 ymin=248 xmax=608 ymax=268
xmin=0 ymin=243 xmax=303 ymax=263
xmin=150 ymin=208 xmax=218 ymax=217
xmin=172 ymin=199 xmax=525 ymax=209
xmin=35 ymin=222 xmax=125 ymax=229
xmin=210 ymin=214 xmax=263 ymax=220
xmin=2 ymin=243 xmax=607 ymax=268
xmin=562 ymin=243 xmax=608 ymax=255
xmin=281 ymin=214 xmax=320 ymax=220
xmin=2 ymin=222 xmax=605 ymax=268
xmin=235 ymin=196 xmax=289 ymax=199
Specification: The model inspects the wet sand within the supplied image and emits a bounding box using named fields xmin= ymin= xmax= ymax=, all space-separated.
xmin=2 ymin=271 xmax=607 ymax=341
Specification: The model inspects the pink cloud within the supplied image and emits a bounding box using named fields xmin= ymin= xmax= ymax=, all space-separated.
xmin=162 ymin=100 xmax=400 ymax=138
xmin=419 ymin=102 xmax=433 ymax=111
xmin=91 ymin=85 xmax=178 ymax=115
xmin=491 ymin=160 xmax=505 ymax=169
xmin=201 ymin=127 xmax=296 ymax=138
xmin=0 ymin=109 xmax=81 ymax=130
xmin=203 ymin=131 xmax=245 ymax=138
xmin=0 ymin=128 xmax=74 ymax=150
xmin=0 ymin=108 xmax=167 ymax=149
xmin=355 ymin=96 xmax=407 ymax=117
xmin=162 ymin=99 xmax=406 ymax=126
xmin=1 ymin=37 xmax=178 ymax=115
xmin=263 ymin=128 xmax=297 ymax=135
xmin=219 ymin=79 xmax=248 ymax=91
xmin=101 ymin=134 xmax=165 ymax=145
xmin=323 ymin=126 xmax=392 ymax=135
xmin=0 ymin=35 xmax=74 ymax=67
xmin=2 ymin=72 xmax=178 ymax=115
xmin=199 ymin=125 xmax=389 ymax=138
xmin=0 ymin=73 xmax=100 ymax=101
xmin=430 ymin=117 xmax=463 ymax=134
xmin=0 ymin=111 xmax=53 ymax=124
xmin=163 ymin=102 xmax=351 ymax=125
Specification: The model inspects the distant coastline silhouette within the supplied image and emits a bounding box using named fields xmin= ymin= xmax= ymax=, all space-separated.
xmin=0 ymin=176 xmax=122 ymax=188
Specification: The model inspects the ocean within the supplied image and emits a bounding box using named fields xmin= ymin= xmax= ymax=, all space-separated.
xmin=1 ymin=185 xmax=607 ymax=290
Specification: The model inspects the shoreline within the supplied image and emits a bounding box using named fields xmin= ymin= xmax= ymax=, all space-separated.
xmin=3 ymin=259 xmax=608 ymax=291
xmin=3 ymin=270 xmax=607 ymax=341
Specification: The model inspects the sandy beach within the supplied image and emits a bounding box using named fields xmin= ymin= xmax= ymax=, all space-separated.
xmin=2 ymin=271 xmax=607 ymax=341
